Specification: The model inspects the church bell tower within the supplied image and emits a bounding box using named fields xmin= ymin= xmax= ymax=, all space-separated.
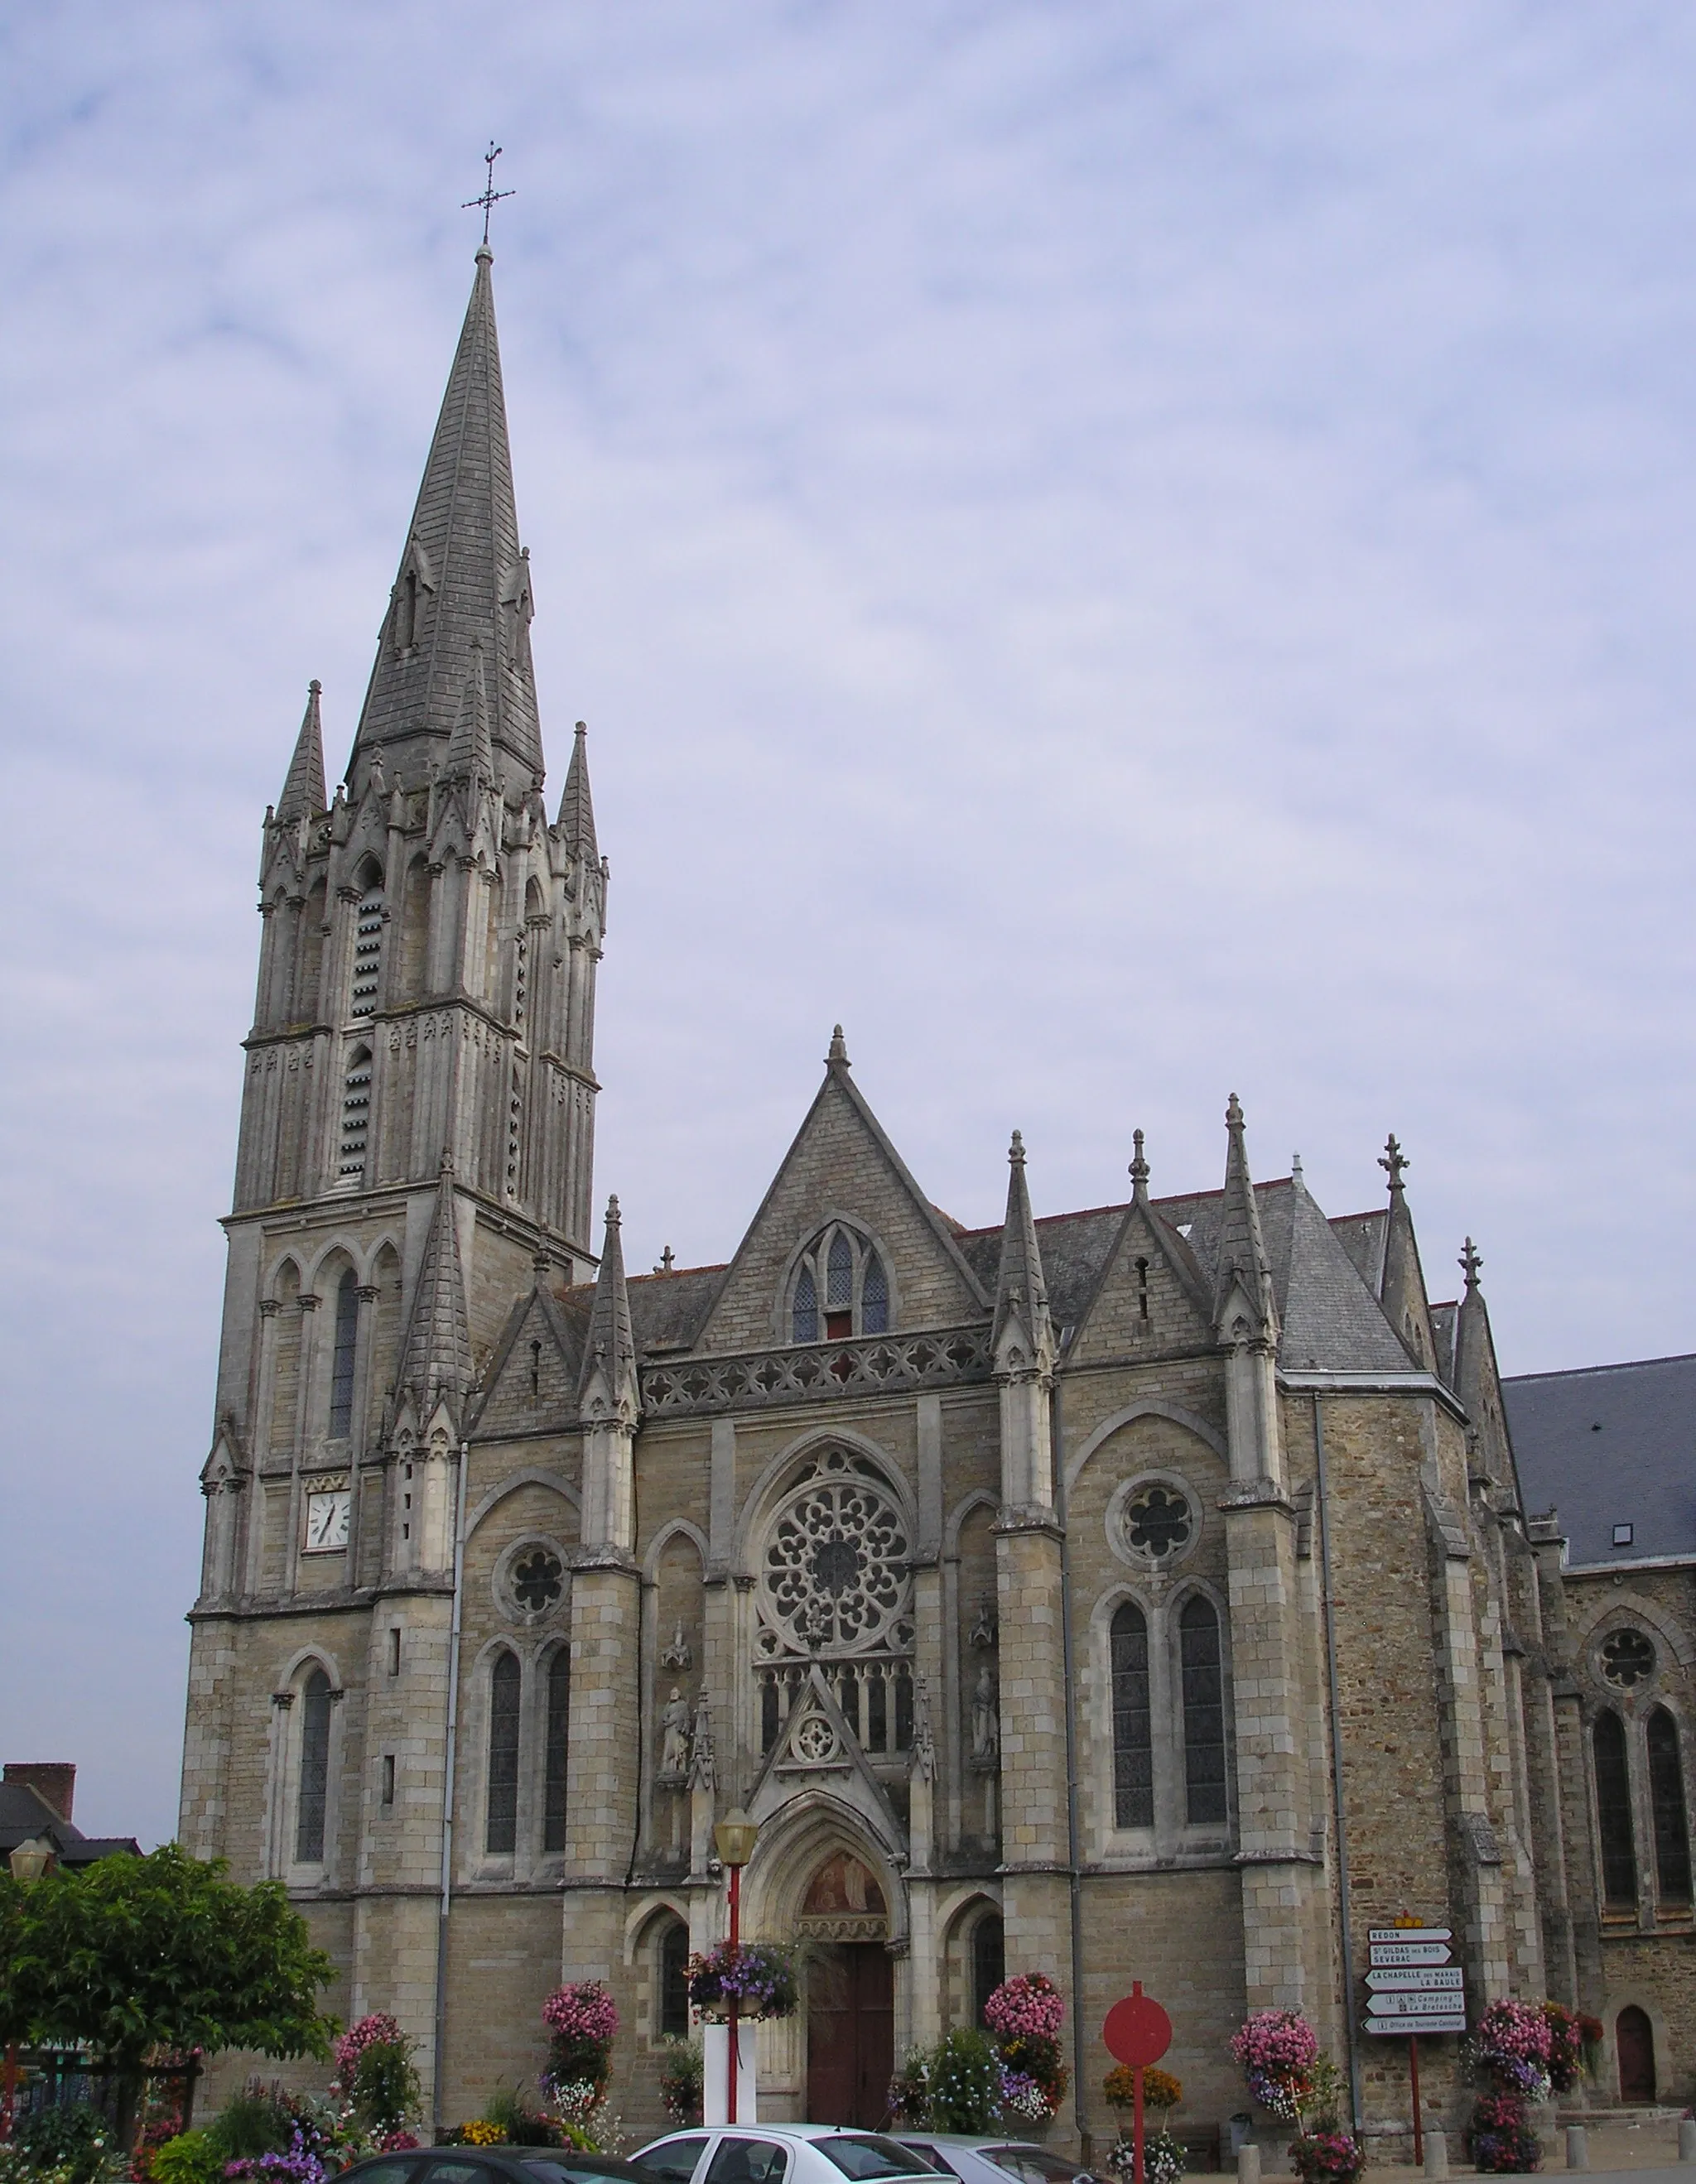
xmin=186 ymin=238 xmax=603 ymax=1637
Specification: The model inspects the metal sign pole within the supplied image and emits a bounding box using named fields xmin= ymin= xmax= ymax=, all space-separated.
xmin=1409 ymin=2035 xmax=1422 ymax=2167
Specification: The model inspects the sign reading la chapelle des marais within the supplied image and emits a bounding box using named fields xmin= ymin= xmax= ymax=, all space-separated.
xmin=1364 ymin=1928 xmax=1466 ymax=2037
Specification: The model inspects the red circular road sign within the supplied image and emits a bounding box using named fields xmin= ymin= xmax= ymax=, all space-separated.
xmin=1104 ymin=1989 xmax=1173 ymax=2069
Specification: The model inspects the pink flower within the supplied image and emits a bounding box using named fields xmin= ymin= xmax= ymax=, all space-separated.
xmin=542 ymin=1981 xmax=619 ymax=2047
xmin=333 ymin=2014 xmax=406 ymax=2078
xmin=984 ymin=1975 xmax=1066 ymax=2043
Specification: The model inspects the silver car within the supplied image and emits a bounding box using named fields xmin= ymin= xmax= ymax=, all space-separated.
xmin=885 ymin=2137 xmax=1106 ymax=2184
xmin=634 ymin=2127 xmax=941 ymax=2184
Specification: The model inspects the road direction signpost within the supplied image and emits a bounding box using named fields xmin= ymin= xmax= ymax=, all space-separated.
xmin=1104 ymin=1983 xmax=1173 ymax=2184
xmin=1364 ymin=1927 xmax=1466 ymax=2164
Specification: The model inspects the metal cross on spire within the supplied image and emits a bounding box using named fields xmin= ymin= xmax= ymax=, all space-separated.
xmin=463 ymin=141 xmax=515 ymax=247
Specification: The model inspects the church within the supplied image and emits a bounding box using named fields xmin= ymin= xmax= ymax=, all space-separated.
xmin=176 ymin=243 xmax=1696 ymax=2149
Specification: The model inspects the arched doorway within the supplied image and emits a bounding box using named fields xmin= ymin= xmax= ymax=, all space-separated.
xmin=1616 ymin=2007 xmax=1656 ymax=2104
xmin=800 ymin=1852 xmax=894 ymax=2127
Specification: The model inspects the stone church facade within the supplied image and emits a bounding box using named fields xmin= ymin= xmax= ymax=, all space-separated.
xmin=177 ymin=247 xmax=1695 ymax=2147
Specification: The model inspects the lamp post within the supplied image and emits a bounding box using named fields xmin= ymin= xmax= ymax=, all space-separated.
xmin=3 ymin=1838 xmax=55 ymax=2144
xmin=711 ymin=1809 xmax=759 ymax=2126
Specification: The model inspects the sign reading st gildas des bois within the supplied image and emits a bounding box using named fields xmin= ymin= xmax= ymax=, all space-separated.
xmin=1365 ymin=1927 xmax=1466 ymax=2037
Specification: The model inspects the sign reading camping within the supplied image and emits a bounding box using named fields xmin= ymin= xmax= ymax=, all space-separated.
xmin=1365 ymin=1926 xmax=1465 ymax=2037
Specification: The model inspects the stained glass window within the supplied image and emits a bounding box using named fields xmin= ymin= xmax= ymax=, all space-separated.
xmin=1180 ymin=1595 xmax=1228 ymax=1824
xmin=543 ymin=1649 xmax=571 ymax=1853
xmin=1594 ymin=1710 xmax=1637 ymax=1906
xmin=827 ymin=1231 xmax=854 ymax=1309
xmin=862 ymin=1251 xmax=889 ymax=1335
xmin=1648 ymin=1707 xmax=1691 ymax=1903
xmin=486 ymin=1650 xmax=521 ymax=1854
xmin=793 ymin=1266 xmax=818 ymax=1345
xmin=1111 ymin=1602 xmax=1153 ymax=1828
xmin=329 ymin=1269 xmax=359 ymax=1438
xmin=296 ymin=1668 xmax=331 ymax=1864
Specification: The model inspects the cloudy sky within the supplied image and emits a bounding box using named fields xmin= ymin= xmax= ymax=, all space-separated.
xmin=3 ymin=4 xmax=1694 ymax=1845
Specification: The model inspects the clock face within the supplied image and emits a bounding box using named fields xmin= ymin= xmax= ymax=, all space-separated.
xmin=305 ymin=1489 xmax=352 ymax=1553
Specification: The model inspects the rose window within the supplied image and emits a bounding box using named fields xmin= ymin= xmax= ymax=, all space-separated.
xmin=1125 ymin=1484 xmax=1193 ymax=1559
xmin=757 ymin=1450 xmax=912 ymax=1658
xmin=1601 ymin=1628 xmax=1655 ymax=1690
xmin=512 ymin=1547 xmax=564 ymax=1613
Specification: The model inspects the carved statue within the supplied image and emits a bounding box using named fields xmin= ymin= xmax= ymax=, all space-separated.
xmin=971 ymin=1665 xmax=999 ymax=1761
xmin=659 ymin=1685 xmax=691 ymax=1776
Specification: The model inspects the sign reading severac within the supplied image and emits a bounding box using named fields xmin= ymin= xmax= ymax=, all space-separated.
xmin=1363 ymin=1927 xmax=1465 ymax=2037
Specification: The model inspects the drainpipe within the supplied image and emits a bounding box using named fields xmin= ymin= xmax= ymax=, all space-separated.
xmin=1053 ymin=1351 xmax=1091 ymax=2160
xmin=1313 ymin=1397 xmax=1363 ymax=2137
xmin=431 ymin=1440 xmax=471 ymax=2138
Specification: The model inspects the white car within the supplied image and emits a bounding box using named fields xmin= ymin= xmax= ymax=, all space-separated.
xmin=633 ymin=2127 xmax=940 ymax=2184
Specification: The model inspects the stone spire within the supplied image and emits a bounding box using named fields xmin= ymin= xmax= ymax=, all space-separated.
xmin=1212 ymin=1093 xmax=1278 ymax=1343
xmin=579 ymin=1195 xmax=639 ymax=1556
xmin=1377 ymin=1131 xmax=1436 ymax=1369
xmin=827 ymin=1024 xmax=850 ymax=1068
xmin=346 ymin=244 xmax=543 ymax=796
xmin=556 ymin=721 xmax=597 ymax=856
xmin=578 ymin=1195 xmax=638 ymax=1420
xmin=274 ymin=681 xmax=326 ymax=823
xmin=991 ymin=1131 xmax=1056 ymax=1513
xmin=398 ymin=1152 xmax=473 ymax=1416
xmin=991 ymin=1130 xmax=1052 ymax=1360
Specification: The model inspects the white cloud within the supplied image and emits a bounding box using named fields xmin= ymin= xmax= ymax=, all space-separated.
xmin=2 ymin=0 xmax=1694 ymax=1843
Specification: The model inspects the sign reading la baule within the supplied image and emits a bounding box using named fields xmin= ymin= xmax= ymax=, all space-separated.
xmin=1364 ymin=1927 xmax=1465 ymax=2037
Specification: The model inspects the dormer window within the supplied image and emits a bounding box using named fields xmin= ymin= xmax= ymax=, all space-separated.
xmin=789 ymin=1224 xmax=890 ymax=1345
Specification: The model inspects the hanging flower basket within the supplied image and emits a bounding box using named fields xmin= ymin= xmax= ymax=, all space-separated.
xmin=541 ymin=1981 xmax=619 ymax=2104
xmin=1229 ymin=2011 xmax=1318 ymax=2124
xmin=984 ymin=1975 xmax=1069 ymax=2122
xmin=1107 ymin=2131 xmax=1186 ymax=2184
xmin=686 ymin=1941 xmax=797 ymax=2022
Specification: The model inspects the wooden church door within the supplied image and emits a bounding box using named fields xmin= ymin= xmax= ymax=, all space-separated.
xmin=799 ymin=1854 xmax=894 ymax=2126
xmin=1616 ymin=2007 xmax=1656 ymax=2103
xmin=806 ymin=1943 xmax=894 ymax=2127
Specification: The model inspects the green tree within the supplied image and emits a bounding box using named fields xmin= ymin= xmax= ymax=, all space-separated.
xmin=0 ymin=1844 xmax=335 ymax=2141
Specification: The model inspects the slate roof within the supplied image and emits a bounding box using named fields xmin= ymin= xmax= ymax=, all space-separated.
xmin=596 ymin=1175 xmax=1413 ymax=1375
xmin=1503 ymin=1354 xmax=1696 ymax=1567
xmin=0 ymin=1780 xmax=138 ymax=1865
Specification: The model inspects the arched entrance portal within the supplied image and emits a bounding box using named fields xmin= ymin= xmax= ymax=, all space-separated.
xmin=800 ymin=1853 xmax=894 ymax=2127
xmin=1616 ymin=2006 xmax=1656 ymax=2104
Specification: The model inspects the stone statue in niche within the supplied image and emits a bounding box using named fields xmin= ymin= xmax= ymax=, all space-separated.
xmin=971 ymin=1665 xmax=1000 ymax=1762
xmin=659 ymin=1686 xmax=691 ymax=1777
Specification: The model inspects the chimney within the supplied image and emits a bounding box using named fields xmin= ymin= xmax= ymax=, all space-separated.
xmin=5 ymin=1762 xmax=75 ymax=1823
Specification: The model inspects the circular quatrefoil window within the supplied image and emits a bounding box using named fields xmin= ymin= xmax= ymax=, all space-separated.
xmin=758 ymin=1448 xmax=913 ymax=1658
xmin=1106 ymin=1473 xmax=1200 ymax=1571
xmin=1601 ymin=1628 xmax=1655 ymax=1690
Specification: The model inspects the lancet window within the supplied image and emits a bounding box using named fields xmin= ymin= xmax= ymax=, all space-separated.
xmin=328 ymin=1269 xmax=359 ymax=1438
xmin=788 ymin=1224 xmax=890 ymax=1344
xmin=1593 ymin=1710 xmax=1637 ymax=1906
xmin=486 ymin=1649 xmax=521 ymax=1854
xmin=542 ymin=1650 xmax=571 ymax=1854
xmin=1111 ymin=1602 xmax=1154 ymax=1828
xmin=1648 ymin=1708 xmax=1692 ymax=1903
xmin=295 ymin=1667 xmax=332 ymax=1864
xmin=1179 ymin=1595 xmax=1227 ymax=1824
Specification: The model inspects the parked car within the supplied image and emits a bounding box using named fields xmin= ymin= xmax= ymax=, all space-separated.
xmin=884 ymin=2137 xmax=1106 ymax=2184
xmin=632 ymin=2127 xmax=941 ymax=2184
xmin=338 ymin=2153 xmax=661 ymax=2184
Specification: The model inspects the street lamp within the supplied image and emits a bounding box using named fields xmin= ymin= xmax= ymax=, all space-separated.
xmin=3 ymin=1839 xmax=55 ymax=2143
xmin=711 ymin=1810 xmax=759 ymax=2125
xmin=7 ymin=1840 xmax=52 ymax=1883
